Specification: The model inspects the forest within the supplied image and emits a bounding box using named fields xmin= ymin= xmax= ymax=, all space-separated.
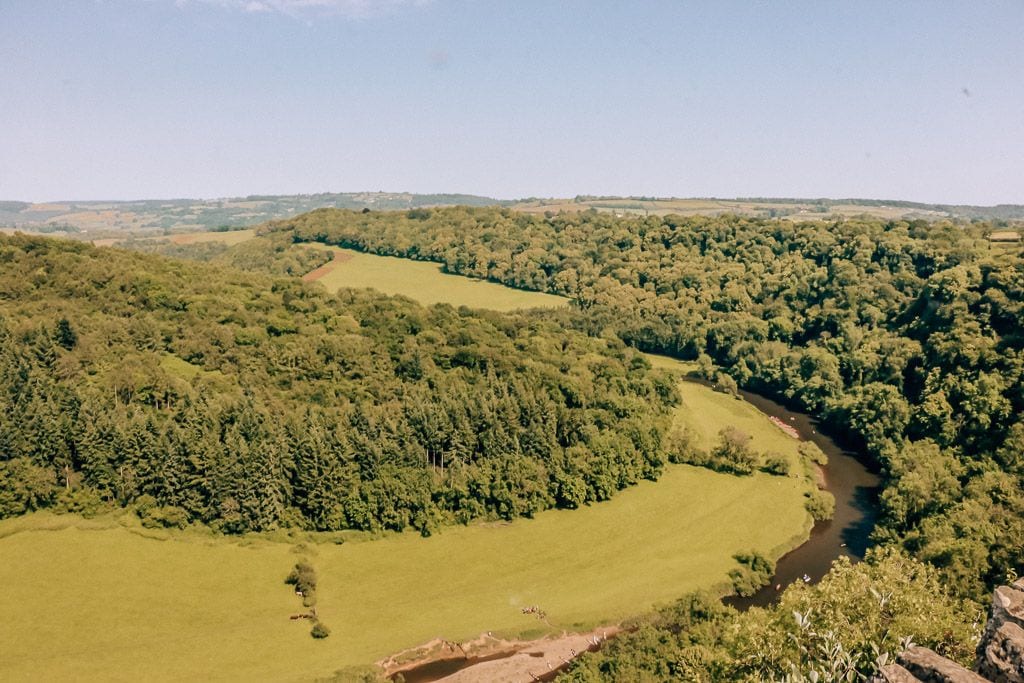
xmin=0 ymin=233 xmax=678 ymax=535
xmin=275 ymin=207 xmax=1024 ymax=603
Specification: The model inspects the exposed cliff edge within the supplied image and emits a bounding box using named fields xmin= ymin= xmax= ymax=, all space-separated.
xmin=874 ymin=578 xmax=1024 ymax=683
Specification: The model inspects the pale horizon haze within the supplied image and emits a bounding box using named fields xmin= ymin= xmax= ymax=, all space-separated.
xmin=1 ymin=0 xmax=1022 ymax=205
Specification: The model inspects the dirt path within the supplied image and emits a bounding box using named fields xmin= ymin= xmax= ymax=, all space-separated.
xmin=301 ymin=249 xmax=353 ymax=282
xmin=382 ymin=627 xmax=618 ymax=683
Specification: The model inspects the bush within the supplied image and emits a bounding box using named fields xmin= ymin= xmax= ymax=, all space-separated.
xmin=710 ymin=427 xmax=758 ymax=475
xmin=729 ymin=551 xmax=774 ymax=597
xmin=761 ymin=452 xmax=791 ymax=476
xmin=798 ymin=440 xmax=828 ymax=466
xmin=665 ymin=426 xmax=702 ymax=465
xmin=310 ymin=620 xmax=331 ymax=639
xmin=714 ymin=372 xmax=739 ymax=397
xmin=805 ymin=489 xmax=836 ymax=521
xmin=0 ymin=458 xmax=57 ymax=519
xmin=133 ymin=494 xmax=158 ymax=515
xmin=141 ymin=505 xmax=190 ymax=529
xmin=55 ymin=487 xmax=109 ymax=518
xmin=285 ymin=561 xmax=318 ymax=605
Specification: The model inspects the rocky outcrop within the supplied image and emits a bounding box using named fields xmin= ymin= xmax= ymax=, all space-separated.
xmin=978 ymin=621 xmax=1024 ymax=682
xmin=877 ymin=663 xmax=931 ymax=682
xmin=976 ymin=579 xmax=1024 ymax=683
xmin=870 ymin=579 xmax=1024 ymax=683
xmin=897 ymin=646 xmax=987 ymax=682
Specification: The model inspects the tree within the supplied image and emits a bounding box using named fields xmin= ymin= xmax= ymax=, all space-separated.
xmin=55 ymin=318 xmax=77 ymax=350
xmin=711 ymin=427 xmax=758 ymax=475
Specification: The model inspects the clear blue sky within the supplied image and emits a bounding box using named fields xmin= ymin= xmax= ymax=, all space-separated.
xmin=1 ymin=0 xmax=1022 ymax=204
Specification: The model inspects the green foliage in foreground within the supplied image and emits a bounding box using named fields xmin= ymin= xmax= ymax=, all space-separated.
xmin=0 ymin=234 xmax=677 ymax=534
xmin=560 ymin=549 xmax=982 ymax=682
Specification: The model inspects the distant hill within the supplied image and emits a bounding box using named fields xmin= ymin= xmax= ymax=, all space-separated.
xmin=512 ymin=196 xmax=1024 ymax=222
xmin=2 ymin=192 xmax=1021 ymax=236
xmin=0 ymin=192 xmax=507 ymax=237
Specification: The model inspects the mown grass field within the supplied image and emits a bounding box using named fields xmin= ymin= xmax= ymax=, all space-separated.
xmin=0 ymin=380 xmax=811 ymax=682
xmin=645 ymin=353 xmax=806 ymax=471
xmin=306 ymin=246 xmax=569 ymax=311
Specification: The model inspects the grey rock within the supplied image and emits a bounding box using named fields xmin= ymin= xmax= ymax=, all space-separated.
xmin=898 ymin=645 xmax=988 ymax=682
xmin=873 ymin=663 xmax=924 ymax=682
xmin=977 ymin=620 xmax=1024 ymax=683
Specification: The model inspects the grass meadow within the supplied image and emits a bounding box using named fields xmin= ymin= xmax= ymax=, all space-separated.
xmin=305 ymin=247 xmax=569 ymax=311
xmin=167 ymin=228 xmax=257 ymax=245
xmin=0 ymin=382 xmax=811 ymax=682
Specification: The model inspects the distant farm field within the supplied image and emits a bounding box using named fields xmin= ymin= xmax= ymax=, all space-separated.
xmin=0 ymin=381 xmax=811 ymax=682
xmin=304 ymin=246 xmax=569 ymax=311
xmin=167 ymin=228 xmax=256 ymax=245
xmin=92 ymin=229 xmax=257 ymax=248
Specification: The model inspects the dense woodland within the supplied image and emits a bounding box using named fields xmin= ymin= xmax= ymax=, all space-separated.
xmin=0 ymin=234 xmax=678 ymax=534
xmin=276 ymin=207 xmax=1024 ymax=602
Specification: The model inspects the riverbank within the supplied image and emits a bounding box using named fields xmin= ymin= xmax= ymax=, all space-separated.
xmin=383 ymin=627 xmax=620 ymax=683
xmin=725 ymin=385 xmax=880 ymax=608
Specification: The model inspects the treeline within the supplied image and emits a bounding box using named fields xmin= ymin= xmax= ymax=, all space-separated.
xmin=123 ymin=232 xmax=332 ymax=278
xmin=274 ymin=206 xmax=1024 ymax=598
xmin=0 ymin=234 xmax=677 ymax=534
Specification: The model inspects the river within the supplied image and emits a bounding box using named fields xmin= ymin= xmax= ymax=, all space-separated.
xmin=720 ymin=384 xmax=880 ymax=609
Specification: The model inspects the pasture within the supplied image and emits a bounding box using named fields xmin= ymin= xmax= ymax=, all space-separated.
xmin=304 ymin=246 xmax=569 ymax=311
xmin=166 ymin=228 xmax=256 ymax=245
xmin=0 ymin=378 xmax=811 ymax=682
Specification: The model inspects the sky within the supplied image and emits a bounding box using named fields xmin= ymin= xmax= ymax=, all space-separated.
xmin=1 ymin=0 xmax=1022 ymax=204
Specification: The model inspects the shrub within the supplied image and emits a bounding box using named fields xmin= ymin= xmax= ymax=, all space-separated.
xmin=285 ymin=561 xmax=318 ymax=605
xmin=0 ymin=458 xmax=57 ymax=519
xmin=133 ymin=494 xmax=158 ymax=515
xmin=665 ymin=426 xmax=702 ymax=465
xmin=729 ymin=551 xmax=774 ymax=597
xmin=762 ymin=452 xmax=791 ymax=476
xmin=55 ymin=487 xmax=110 ymax=518
xmin=310 ymin=621 xmax=331 ymax=639
xmin=141 ymin=505 xmax=190 ymax=529
xmin=715 ymin=372 xmax=739 ymax=397
xmin=798 ymin=440 xmax=828 ymax=466
xmin=710 ymin=426 xmax=758 ymax=475
xmin=805 ymin=489 xmax=836 ymax=521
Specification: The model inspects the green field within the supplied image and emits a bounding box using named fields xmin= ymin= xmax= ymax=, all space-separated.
xmin=307 ymin=247 xmax=569 ymax=311
xmin=645 ymin=354 xmax=807 ymax=471
xmin=0 ymin=380 xmax=812 ymax=682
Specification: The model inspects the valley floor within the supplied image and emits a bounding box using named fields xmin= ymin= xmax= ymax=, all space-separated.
xmin=0 ymin=460 xmax=808 ymax=681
